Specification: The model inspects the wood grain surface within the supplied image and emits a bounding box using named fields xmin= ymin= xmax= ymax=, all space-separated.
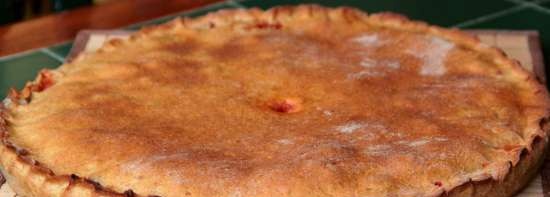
xmin=0 ymin=0 xmax=222 ymax=57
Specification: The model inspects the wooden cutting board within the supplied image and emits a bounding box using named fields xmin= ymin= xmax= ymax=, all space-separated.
xmin=0 ymin=30 xmax=547 ymax=197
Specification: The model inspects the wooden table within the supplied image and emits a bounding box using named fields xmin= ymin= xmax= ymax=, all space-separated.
xmin=0 ymin=0 xmax=223 ymax=57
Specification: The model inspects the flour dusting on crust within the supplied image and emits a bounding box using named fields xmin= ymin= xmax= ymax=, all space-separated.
xmin=2 ymin=98 xmax=11 ymax=108
xmin=364 ymin=144 xmax=392 ymax=156
xmin=359 ymin=58 xmax=376 ymax=68
xmin=348 ymin=33 xmax=405 ymax=79
xmin=353 ymin=33 xmax=383 ymax=47
xmin=406 ymin=36 xmax=454 ymax=76
xmin=277 ymin=139 xmax=294 ymax=145
xmin=347 ymin=70 xmax=381 ymax=79
xmin=323 ymin=110 xmax=333 ymax=117
xmin=123 ymin=153 xmax=190 ymax=184
xmin=399 ymin=138 xmax=431 ymax=147
xmin=385 ymin=60 xmax=401 ymax=69
xmin=335 ymin=121 xmax=364 ymax=134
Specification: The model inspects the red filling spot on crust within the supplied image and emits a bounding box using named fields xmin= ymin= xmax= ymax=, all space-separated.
xmin=36 ymin=70 xmax=55 ymax=92
xmin=434 ymin=181 xmax=443 ymax=187
xmin=268 ymin=97 xmax=303 ymax=113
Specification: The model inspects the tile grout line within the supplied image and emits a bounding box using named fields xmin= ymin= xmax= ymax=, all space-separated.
xmin=126 ymin=1 xmax=236 ymax=29
xmin=226 ymin=0 xmax=246 ymax=8
xmin=0 ymin=40 xmax=73 ymax=62
xmin=526 ymin=4 xmax=550 ymax=15
xmin=40 ymin=48 xmax=65 ymax=63
xmin=504 ymin=0 xmax=550 ymax=15
xmin=0 ymin=48 xmax=43 ymax=62
xmin=451 ymin=5 xmax=528 ymax=28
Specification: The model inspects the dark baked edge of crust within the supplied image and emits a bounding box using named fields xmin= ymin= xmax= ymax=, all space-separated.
xmin=0 ymin=4 xmax=549 ymax=197
xmin=0 ymin=128 xmax=547 ymax=197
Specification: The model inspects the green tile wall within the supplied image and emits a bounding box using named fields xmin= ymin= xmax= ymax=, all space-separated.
xmin=0 ymin=52 xmax=62 ymax=98
xmin=239 ymin=0 xmax=516 ymax=27
xmin=49 ymin=42 xmax=73 ymax=58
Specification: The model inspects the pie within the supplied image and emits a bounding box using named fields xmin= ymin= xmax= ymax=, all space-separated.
xmin=1 ymin=4 xmax=549 ymax=197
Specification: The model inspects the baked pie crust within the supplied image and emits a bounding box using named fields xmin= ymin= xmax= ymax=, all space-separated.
xmin=1 ymin=5 xmax=549 ymax=197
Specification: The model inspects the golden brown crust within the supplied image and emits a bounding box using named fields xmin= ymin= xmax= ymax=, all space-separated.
xmin=1 ymin=4 xmax=549 ymax=197
xmin=444 ymin=136 xmax=548 ymax=197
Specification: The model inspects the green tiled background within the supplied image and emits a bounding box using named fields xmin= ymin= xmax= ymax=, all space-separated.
xmin=1 ymin=0 xmax=550 ymax=98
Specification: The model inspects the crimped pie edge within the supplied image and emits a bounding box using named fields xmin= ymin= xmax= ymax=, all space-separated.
xmin=0 ymin=4 xmax=549 ymax=197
